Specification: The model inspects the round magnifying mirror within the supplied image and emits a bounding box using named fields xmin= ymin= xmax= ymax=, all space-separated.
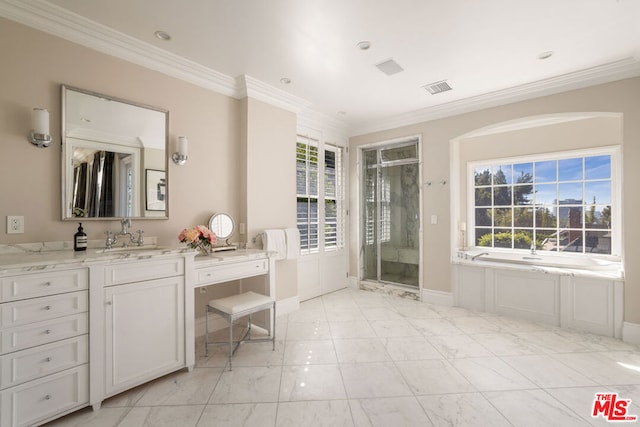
xmin=208 ymin=213 xmax=235 ymax=242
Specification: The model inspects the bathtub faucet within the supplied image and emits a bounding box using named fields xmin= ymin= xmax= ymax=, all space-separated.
xmin=471 ymin=252 xmax=489 ymax=261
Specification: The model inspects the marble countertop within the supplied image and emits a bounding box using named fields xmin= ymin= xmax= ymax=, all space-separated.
xmin=194 ymin=248 xmax=272 ymax=265
xmin=0 ymin=240 xmax=195 ymax=274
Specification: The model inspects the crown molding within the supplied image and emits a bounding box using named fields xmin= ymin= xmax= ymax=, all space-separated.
xmin=351 ymin=57 xmax=640 ymax=137
xmin=237 ymin=75 xmax=311 ymax=113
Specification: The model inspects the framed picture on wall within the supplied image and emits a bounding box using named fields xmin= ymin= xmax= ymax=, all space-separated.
xmin=145 ymin=169 xmax=166 ymax=211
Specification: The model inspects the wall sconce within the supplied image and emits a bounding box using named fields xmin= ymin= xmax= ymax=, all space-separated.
xmin=172 ymin=136 xmax=188 ymax=165
xmin=29 ymin=108 xmax=52 ymax=148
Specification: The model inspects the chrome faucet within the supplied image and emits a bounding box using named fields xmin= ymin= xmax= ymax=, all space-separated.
xmin=106 ymin=218 xmax=144 ymax=248
xmin=471 ymin=252 xmax=490 ymax=261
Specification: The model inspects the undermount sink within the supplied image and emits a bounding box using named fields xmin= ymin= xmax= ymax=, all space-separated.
xmin=95 ymin=245 xmax=161 ymax=254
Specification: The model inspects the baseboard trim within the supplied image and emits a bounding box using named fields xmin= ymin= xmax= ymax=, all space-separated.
xmin=622 ymin=322 xmax=640 ymax=345
xmin=421 ymin=288 xmax=454 ymax=306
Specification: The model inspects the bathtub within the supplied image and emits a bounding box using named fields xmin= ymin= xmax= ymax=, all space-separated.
xmin=460 ymin=249 xmax=621 ymax=272
xmin=454 ymin=250 xmax=624 ymax=338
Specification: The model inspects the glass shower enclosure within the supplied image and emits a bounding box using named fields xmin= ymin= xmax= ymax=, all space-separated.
xmin=361 ymin=140 xmax=421 ymax=288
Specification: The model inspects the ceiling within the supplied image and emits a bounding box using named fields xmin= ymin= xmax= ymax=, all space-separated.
xmin=5 ymin=0 xmax=640 ymax=135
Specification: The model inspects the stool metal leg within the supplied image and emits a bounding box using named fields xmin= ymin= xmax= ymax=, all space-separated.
xmin=205 ymin=305 xmax=209 ymax=357
xmin=228 ymin=316 xmax=233 ymax=370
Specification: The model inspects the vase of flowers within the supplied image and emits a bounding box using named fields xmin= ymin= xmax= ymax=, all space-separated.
xmin=178 ymin=225 xmax=217 ymax=255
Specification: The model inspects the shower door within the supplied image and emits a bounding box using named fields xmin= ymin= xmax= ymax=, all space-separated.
xmin=361 ymin=140 xmax=420 ymax=287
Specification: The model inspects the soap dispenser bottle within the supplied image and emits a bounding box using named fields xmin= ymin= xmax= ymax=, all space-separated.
xmin=74 ymin=222 xmax=87 ymax=251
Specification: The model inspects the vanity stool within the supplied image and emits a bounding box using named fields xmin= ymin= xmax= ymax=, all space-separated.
xmin=205 ymin=291 xmax=276 ymax=370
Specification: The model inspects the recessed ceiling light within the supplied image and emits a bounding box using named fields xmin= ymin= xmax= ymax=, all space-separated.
xmin=538 ymin=51 xmax=554 ymax=60
xmin=280 ymin=77 xmax=292 ymax=85
xmin=154 ymin=30 xmax=171 ymax=41
xmin=337 ymin=111 xmax=347 ymax=116
xmin=357 ymin=41 xmax=371 ymax=51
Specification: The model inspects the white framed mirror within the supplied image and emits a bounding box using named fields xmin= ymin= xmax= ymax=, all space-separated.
xmin=61 ymin=85 xmax=169 ymax=220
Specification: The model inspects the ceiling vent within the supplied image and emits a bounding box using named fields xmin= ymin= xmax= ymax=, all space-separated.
xmin=423 ymin=80 xmax=453 ymax=95
xmin=375 ymin=59 xmax=404 ymax=76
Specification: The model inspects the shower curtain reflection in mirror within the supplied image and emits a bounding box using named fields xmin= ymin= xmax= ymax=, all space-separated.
xmin=72 ymin=150 xmax=133 ymax=218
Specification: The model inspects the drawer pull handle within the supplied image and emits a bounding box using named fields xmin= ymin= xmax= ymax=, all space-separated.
xmin=44 ymin=282 xmax=51 ymax=287
xmin=44 ymin=395 xmax=51 ymax=400
xmin=44 ymin=305 xmax=52 ymax=310
xmin=45 ymin=357 xmax=52 ymax=362
xmin=106 ymin=301 xmax=112 ymax=306
xmin=44 ymin=329 xmax=51 ymax=334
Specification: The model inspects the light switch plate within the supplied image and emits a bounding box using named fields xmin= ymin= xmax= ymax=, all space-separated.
xmin=7 ymin=216 xmax=24 ymax=234
xmin=430 ymin=214 xmax=438 ymax=225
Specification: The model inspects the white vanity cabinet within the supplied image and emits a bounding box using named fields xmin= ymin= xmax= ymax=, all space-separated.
xmin=100 ymin=257 xmax=185 ymax=399
xmin=0 ymin=268 xmax=89 ymax=427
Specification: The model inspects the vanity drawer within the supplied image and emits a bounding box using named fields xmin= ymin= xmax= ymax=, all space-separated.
xmin=196 ymin=259 xmax=268 ymax=285
xmin=0 ymin=335 xmax=88 ymax=390
xmin=104 ymin=258 xmax=184 ymax=286
xmin=0 ymin=364 xmax=88 ymax=427
xmin=0 ymin=291 xmax=88 ymax=329
xmin=0 ymin=269 xmax=88 ymax=303
xmin=0 ymin=313 xmax=88 ymax=355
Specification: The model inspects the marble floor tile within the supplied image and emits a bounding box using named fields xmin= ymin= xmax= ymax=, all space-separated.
xmin=515 ymin=331 xmax=591 ymax=353
xmin=471 ymin=332 xmax=542 ymax=356
xmin=417 ymin=393 xmax=511 ymax=427
xmin=324 ymin=307 xmax=366 ymax=322
xmin=350 ymin=396 xmax=433 ymax=427
xmin=118 ymin=405 xmax=205 ymax=427
xmin=196 ymin=403 xmax=277 ymax=427
xmin=329 ymin=320 xmax=377 ymax=339
xmin=340 ymin=362 xmax=412 ymax=398
xmin=382 ymin=337 xmax=443 ymax=361
xmin=448 ymin=316 xmax=504 ymax=334
xmin=279 ymin=364 xmax=347 ymax=401
xmin=101 ymin=383 xmax=149 ymax=408
xmin=321 ymin=294 xmax=359 ymax=309
xmin=287 ymin=308 xmax=327 ymax=323
xmin=502 ymin=354 xmax=598 ymax=388
xmin=352 ymin=292 xmax=394 ymax=308
xmin=482 ymin=314 xmax=550 ymax=333
xmin=426 ymin=334 xmax=493 ymax=359
xmin=283 ymin=339 xmax=338 ymax=365
xmin=408 ymin=318 xmax=464 ymax=336
xmin=135 ymin=368 xmax=223 ymax=406
xmin=333 ymin=338 xmax=392 ymax=363
xmin=370 ymin=319 xmax=422 ymax=338
xmin=395 ymin=360 xmax=476 ymax=395
xmin=209 ymin=366 xmax=282 ymax=403
xmin=360 ymin=306 xmax=404 ymax=321
xmin=285 ymin=321 xmax=332 ymax=341
xmin=552 ymin=352 xmax=640 ymax=385
xmin=275 ymin=400 xmax=354 ymax=427
xmin=227 ymin=340 xmax=284 ymax=367
xmin=449 ymin=357 xmax=537 ymax=391
xmin=484 ymin=389 xmax=588 ymax=427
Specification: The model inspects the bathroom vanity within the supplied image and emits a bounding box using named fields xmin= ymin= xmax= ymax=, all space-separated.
xmin=0 ymin=245 xmax=274 ymax=427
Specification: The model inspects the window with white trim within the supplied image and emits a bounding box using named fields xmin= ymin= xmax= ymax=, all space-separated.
xmin=297 ymin=136 xmax=345 ymax=254
xmin=470 ymin=147 xmax=619 ymax=256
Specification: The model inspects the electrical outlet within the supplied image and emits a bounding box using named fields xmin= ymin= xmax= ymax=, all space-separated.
xmin=7 ymin=216 xmax=24 ymax=234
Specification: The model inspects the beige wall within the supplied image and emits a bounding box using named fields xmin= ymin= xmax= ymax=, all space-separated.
xmin=349 ymin=78 xmax=640 ymax=324
xmin=244 ymin=98 xmax=298 ymax=301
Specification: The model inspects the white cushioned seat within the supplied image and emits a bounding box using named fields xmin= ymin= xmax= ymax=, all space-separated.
xmin=208 ymin=291 xmax=274 ymax=315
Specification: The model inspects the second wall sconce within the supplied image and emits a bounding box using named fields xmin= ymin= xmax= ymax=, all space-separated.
xmin=172 ymin=136 xmax=188 ymax=165
xmin=29 ymin=108 xmax=52 ymax=148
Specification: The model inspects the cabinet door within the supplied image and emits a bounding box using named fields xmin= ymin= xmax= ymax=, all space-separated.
xmin=104 ymin=276 xmax=184 ymax=396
